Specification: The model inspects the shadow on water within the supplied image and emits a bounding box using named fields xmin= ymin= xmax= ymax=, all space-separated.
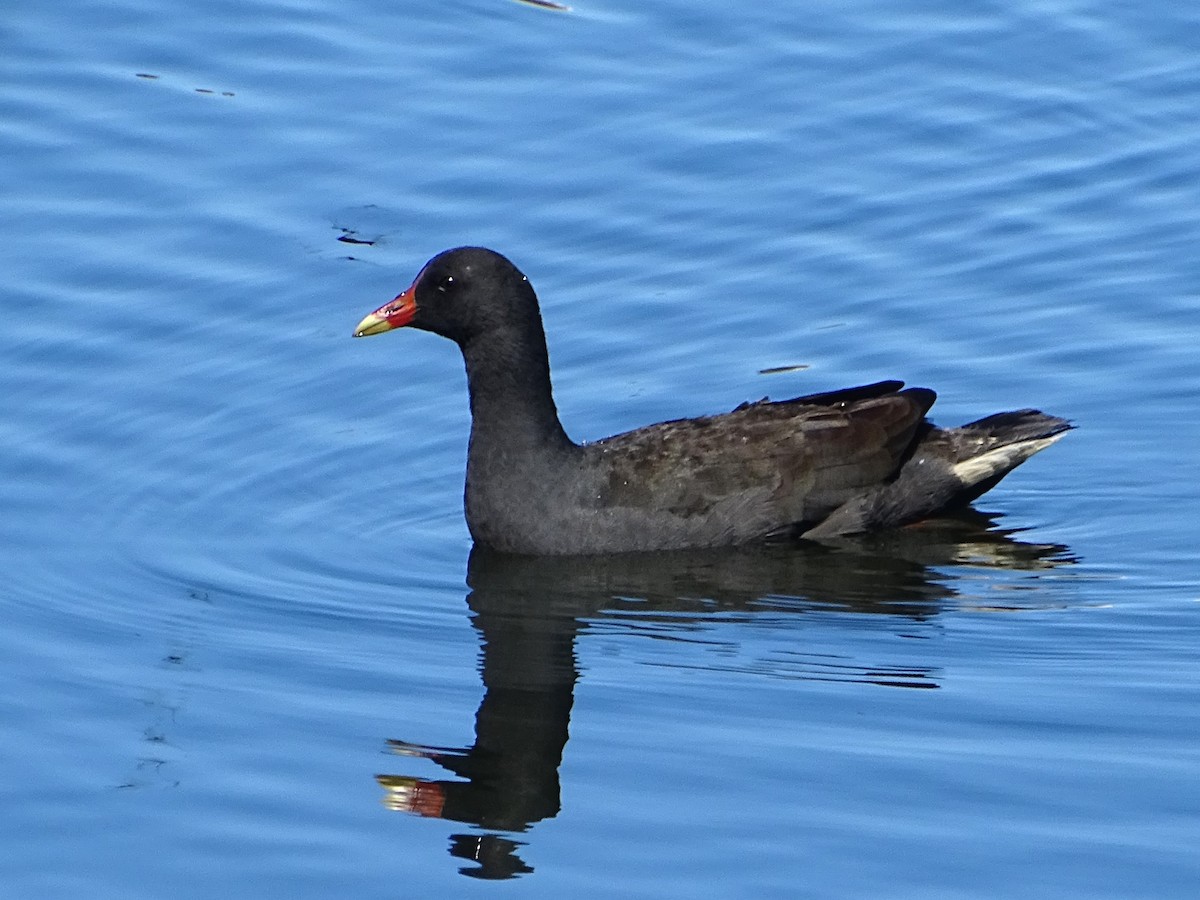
xmin=376 ymin=512 xmax=1074 ymax=879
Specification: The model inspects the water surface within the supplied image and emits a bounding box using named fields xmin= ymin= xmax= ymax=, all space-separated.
xmin=3 ymin=0 xmax=1199 ymax=895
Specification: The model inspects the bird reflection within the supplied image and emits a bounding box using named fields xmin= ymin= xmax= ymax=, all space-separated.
xmin=377 ymin=512 xmax=1073 ymax=879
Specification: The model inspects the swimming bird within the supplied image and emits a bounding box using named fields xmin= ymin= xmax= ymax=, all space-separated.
xmin=354 ymin=247 xmax=1070 ymax=555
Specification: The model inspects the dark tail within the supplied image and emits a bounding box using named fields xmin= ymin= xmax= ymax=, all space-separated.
xmin=945 ymin=410 xmax=1073 ymax=506
xmin=803 ymin=410 xmax=1072 ymax=538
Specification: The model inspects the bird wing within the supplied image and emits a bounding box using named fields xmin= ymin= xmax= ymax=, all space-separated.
xmin=586 ymin=383 xmax=936 ymax=533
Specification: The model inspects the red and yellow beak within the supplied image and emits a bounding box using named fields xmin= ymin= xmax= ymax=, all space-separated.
xmin=353 ymin=283 xmax=417 ymax=337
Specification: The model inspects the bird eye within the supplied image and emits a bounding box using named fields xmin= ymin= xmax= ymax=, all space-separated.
xmin=436 ymin=274 xmax=455 ymax=294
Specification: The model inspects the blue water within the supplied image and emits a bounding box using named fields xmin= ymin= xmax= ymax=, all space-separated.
xmin=3 ymin=0 xmax=1199 ymax=895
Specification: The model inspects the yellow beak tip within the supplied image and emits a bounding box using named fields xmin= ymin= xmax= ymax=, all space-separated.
xmin=353 ymin=313 xmax=392 ymax=338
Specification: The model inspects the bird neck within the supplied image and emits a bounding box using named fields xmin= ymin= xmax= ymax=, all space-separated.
xmin=460 ymin=324 xmax=574 ymax=458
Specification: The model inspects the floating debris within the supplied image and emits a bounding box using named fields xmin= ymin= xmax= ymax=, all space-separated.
xmin=330 ymin=212 xmax=392 ymax=249
xmin=514 ymin=0 xmax=571 ymax=10
xmin=759 ymin=363 xmax=811 ymax=375
xmin=134 ymin=72 xmax=234 ymax=96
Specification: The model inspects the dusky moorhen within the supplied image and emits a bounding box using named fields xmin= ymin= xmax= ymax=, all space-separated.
xmin=354 ymin=247 xmax=1070 ymax=555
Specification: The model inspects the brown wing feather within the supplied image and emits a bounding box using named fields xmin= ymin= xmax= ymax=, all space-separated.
xmin=587 ymin=384 xmax=935 ymax=530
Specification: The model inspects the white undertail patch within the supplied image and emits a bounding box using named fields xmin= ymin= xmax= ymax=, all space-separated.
xmin=951 ymin=433 xmax=1068 ymax=487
